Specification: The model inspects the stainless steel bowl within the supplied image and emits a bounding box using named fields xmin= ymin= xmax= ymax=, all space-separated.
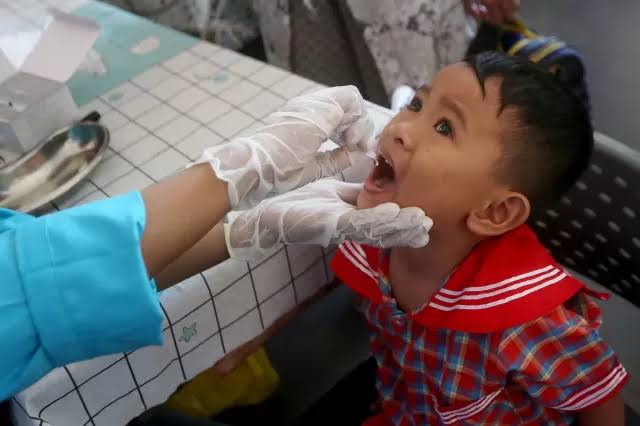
xmin=0 ymin=121 xmax=110 ymax=212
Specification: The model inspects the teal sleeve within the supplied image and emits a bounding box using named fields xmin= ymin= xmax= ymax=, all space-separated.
xmin=0 ymin=191 xmax=163 ymax=400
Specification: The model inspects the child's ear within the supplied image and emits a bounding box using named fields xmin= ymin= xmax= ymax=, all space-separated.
xmin=467 ymin=192 xmax=530 ymax=237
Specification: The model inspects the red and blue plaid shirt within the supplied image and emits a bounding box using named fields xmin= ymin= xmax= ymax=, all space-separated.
xmin=331 ymin=225 xmax=627 ymax=425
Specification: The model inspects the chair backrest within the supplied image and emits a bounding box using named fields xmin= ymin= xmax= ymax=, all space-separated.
xmin=530 ymin=132 xmax=640 ymax=306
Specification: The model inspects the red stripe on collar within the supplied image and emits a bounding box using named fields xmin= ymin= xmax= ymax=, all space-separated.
xmin=333 ymin=241 xmax=383 ymax=303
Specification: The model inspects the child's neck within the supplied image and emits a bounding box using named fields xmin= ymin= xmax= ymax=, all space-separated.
xmin=389 ymin=230 xmax=479 ymax=313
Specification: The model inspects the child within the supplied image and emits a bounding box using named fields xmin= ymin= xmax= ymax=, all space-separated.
xmin=329 ymin=51 xmax=627 ymax=425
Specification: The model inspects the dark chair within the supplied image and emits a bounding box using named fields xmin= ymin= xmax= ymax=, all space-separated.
xmin=530 ymin=132 xmax=640 ymax=307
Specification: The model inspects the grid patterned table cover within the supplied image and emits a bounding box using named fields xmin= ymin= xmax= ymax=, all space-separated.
xmin=2 ymin=1 xmax=393 ymax=425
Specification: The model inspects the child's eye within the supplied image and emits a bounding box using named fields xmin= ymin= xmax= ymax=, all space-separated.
xmin=407 ymin=97 xmax=422 ymax=112
xmin=434 ymin=119 xmax=453 ymax=138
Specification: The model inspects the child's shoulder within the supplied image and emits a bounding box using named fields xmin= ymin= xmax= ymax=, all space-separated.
xmin=499 ymin=289 xmax=604 ymax=347
xmin=496 ymin=287 xmax=627 ymax=413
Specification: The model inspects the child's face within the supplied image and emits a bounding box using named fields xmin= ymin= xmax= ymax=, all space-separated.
xmin=358 ymin=63 xmax=510 ymax=232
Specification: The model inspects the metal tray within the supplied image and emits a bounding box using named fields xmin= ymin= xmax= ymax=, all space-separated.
xmin=0 ymin=119 xmax=110 ymax=213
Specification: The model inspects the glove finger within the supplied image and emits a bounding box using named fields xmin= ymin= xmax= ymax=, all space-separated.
xmin=389 ymin=212 xmax=432 ymax=248
xmin=333 ymin=181 xmax=364 ymax=204
xmin=293 ymin=148 xmax=352 ymax=188
xmin=349 ymin=202 xmax=402 ymax=229
xmin=335 ymin=117 xmax=375 ymax=153
xmin=396 ymin=207 xmax=433 ymax=231
xmin=340 ymin=203 xmax=435 ymax=246
xmin=311 ymin=85 xmax=365 ymax=118
xmin=365 ymin=206 xmax=426 ymax=237
xmin=271 ymin=89 xmax=358 ymax=140
xmin=345 ymin=150 xmax=370 ymax=171
xmin=303 ymin=179 xmax=363 ymax=209
xmin=366 ymin=207 xmax=431 ymax=247
xmin=287 ymin=85 xmax=365 ymax=131
xmin=314 ymin=146 xmax=352 ymax=178
xmin=378 ymin=225 xmax=430 ymax=248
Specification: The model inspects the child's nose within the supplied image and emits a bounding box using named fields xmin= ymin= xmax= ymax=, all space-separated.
xmin=390 ymin=123 xmax=416 ymax=151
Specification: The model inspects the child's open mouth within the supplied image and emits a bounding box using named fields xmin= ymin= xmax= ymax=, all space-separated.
xmin=364 ymin=153 xmax=397 ymax=194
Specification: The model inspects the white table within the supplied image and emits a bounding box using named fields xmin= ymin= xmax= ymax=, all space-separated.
xmin=2 ymin=1 xmax=392 ymax=425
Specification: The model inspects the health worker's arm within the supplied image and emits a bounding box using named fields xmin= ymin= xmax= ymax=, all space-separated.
xmin=141 ymin=163 xmax=229 ymax=278
xmin=0 ymin=167 xmax=229 ymax=401
xmin=154 ymin=222 xmax=228 ymax=290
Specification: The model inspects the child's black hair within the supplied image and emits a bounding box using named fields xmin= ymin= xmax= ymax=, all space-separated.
xmin=465 ymin=51 xmax=593 ymax=204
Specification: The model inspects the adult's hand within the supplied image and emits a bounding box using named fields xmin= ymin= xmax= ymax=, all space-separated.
xmin=464 ymin=0 xmax=520 ymax=26
xmin=197 ymin=86 xmax=374 ymax=209
xmin=225 ymin=178 xmax=433 ymax=261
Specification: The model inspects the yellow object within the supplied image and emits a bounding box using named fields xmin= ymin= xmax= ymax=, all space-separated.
xmin=165 ymin=347 xmax=280 ymax=418
xmin=528 ymin=40 xmax=566 ymax=64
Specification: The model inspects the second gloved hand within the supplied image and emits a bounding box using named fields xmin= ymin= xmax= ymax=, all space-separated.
xmin=225 ymin=178 xmax=433 ymax=261
xmin=197 ymin=86 xmax=374 ymax=209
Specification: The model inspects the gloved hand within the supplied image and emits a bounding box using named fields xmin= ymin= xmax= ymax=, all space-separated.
xmin=225 ymin=178 xmax=433 ymax=261
xmin=197 ymin=85 xmax=374 ymax=209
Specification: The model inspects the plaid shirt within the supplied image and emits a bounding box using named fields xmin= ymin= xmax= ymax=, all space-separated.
xmin=331 ymin=226 xmax=627 ymax=425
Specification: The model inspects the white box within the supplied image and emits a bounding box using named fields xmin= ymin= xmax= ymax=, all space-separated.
xmin=0 ymin=10 xmax=99 ymax=155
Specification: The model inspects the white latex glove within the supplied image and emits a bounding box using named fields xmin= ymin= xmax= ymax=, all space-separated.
xmin=225 ymin=178 xmax=433 ymax=261
xmin=197 ymin=85 xmax=374 ymax=209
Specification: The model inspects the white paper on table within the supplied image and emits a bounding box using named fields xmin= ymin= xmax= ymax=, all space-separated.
xmin=21 ymin=10 xmax=100 ymax=83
